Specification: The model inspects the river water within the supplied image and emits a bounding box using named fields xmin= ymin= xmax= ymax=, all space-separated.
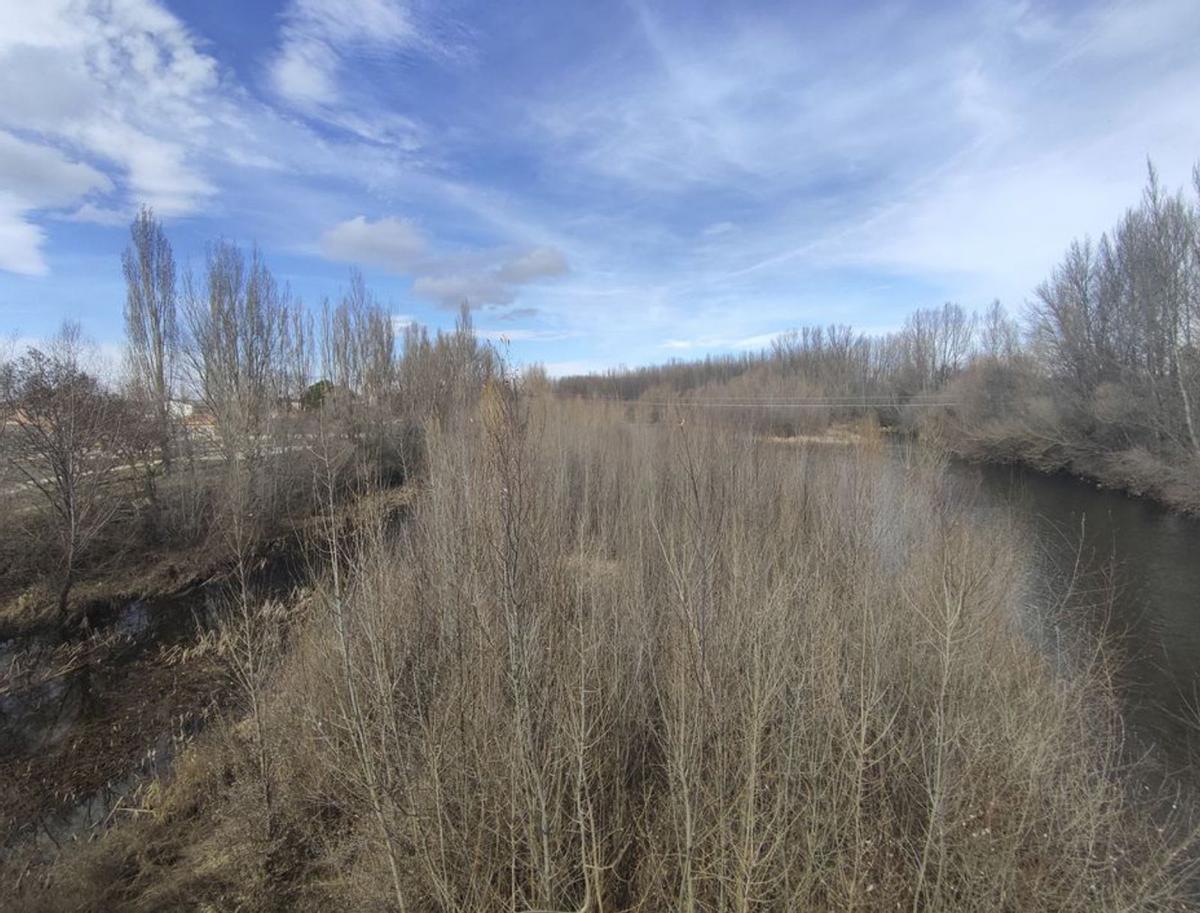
xmin=950 ymin=460 xmax=1200 ymax=767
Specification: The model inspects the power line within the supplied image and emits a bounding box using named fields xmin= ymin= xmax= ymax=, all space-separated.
xmin=567 ymin=394 xmax=960 ymax=408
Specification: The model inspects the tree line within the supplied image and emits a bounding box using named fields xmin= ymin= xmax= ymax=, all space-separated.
xmin=0 ymin=209 xmax=496 ymax=623
xmin=559 ymin=163 xmax=1200 ymax=509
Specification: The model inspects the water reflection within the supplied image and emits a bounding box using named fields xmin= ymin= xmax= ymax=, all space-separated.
xmin=952 ymin=461 xmax=1200 ymax=764
xmin=0 ymin=591 xmax=214 ymax=853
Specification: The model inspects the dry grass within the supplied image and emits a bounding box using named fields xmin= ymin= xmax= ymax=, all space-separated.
xmin=7 ymin=390 xmax=1195 ymax=911
xmin=762 ymin=417 xmax=887 ymax=448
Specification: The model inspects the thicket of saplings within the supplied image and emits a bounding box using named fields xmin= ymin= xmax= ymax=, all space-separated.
xmin=0 ymin=209 xmax=494 ymax=630
xmin=6 ymin=382 xmax=1195 ymax=912
xmin=560 ymin=164 xmax=1200 ymax=512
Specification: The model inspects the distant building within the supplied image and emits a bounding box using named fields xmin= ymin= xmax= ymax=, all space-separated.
xmin=181 ymin=408 xmax=218 ymax=440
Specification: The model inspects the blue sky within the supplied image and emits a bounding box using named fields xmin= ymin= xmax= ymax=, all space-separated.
xmin=1 ymin=0 xmax=1198 ymax=375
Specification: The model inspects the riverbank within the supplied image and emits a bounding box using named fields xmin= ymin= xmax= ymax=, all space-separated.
xmin=760 ymin=414 xmax=1200 ymax=522
xmin=0 ymin=536 xmax=305 ymax=854
xmin=0 ymin=485 xmax=414 ymax=859
xmin=943 ymin=428 xmax=1200 ymax=517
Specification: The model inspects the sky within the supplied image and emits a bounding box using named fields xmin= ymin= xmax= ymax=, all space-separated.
xmin=1 ymin=0 xmax=1198 ymax=376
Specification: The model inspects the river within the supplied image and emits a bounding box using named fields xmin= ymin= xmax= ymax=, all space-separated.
xmin=950 ymin=459 xmax=1200 ymax=767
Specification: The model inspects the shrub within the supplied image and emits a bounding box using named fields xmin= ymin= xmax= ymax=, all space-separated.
xmin=17 ymin=397 xmax=1189 ymax=912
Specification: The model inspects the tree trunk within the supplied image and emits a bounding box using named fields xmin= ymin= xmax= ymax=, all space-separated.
xmin=159 ymin=423 xmax=173 ymax=472
xmin=1176 ymin=358 xmax=1200 ymax=456
xmin=57 ymin=568 xmax=74 ymax=622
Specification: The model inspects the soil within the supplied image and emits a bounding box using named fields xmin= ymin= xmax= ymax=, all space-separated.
xmin=0 ymin=541 xmax=305 ymax=855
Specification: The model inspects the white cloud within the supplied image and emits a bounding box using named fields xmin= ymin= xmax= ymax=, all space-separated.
xmin=662 ymin=330 xmax=785 ymax=352
xmin=0 ymin=131 xmax=112 ymax=274
xmin=268 ymin=0 xmax=451 ymax=144
xmin=411 ymin=273 xmax=513 ymax=308
xmin=0 ymin=131 xmax=110 ymax=207
xmin=0 ymin=0 xmax=220 ymax=212
xmin=0 ymin=0 xmax=228 ymax=273
xmin=412 ymin=245 xmax=570 ymax=308
xmin=320 ymin=215 xmax=428 ymax=270
xmin=318 ymin=214 xmax=569 ymax=309
xmin=496 ymin=246 xmax=568 ymax=283
xmin=0 ymin=209 xmax=48 ymax=277
xmin=62 ymin=203 xmax=129 ymax=227
xmin=272 ymin=34 xmax=341 ymax=108
xmin=477 ymin=328 xmax=577 ymax=343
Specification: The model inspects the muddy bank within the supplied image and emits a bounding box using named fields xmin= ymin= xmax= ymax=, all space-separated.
xmin=0 ymin=484 xmax=416 ymax=863
xmin=0 ymin=539 xmax=307 ymax=856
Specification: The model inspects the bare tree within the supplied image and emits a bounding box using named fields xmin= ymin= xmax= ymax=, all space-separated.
xmin=1186 ymin=164 xmax=1200 ymax=456
xmin=283 ymin=301 xmax=315 ymax=410
xmin=319 ymin=271 xmax=396 ymax=408
xmin=122 ymin=206 xmax=177 ymax=469
xmin=0 ymin=334 xmax=15 ymax=441
xmin=978 ymin=300 xmax=1020 ymax=363
xmin=5 ymin=324 xmax=124 ymax=619
xmin=1029 ymin=163 xmax=1200 ymax=458
xmin=183 ymin=241 xmax=290 ymax=465
xmin=900 ymin=303 xmax=976 ymax=391
xmin=1146 ymin=164 xmax=1200 ymax=456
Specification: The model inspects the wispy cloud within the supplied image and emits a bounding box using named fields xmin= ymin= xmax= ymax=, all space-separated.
xmin=529 ymin=3 xmax=956 ymax=192
xmin=527 ymin=0 xmax=1200 ymax=294
xmin=2 ymin=0 xmax=1199 ymax=372
xmin=268 ymin=0 xmax=462 ymax=145
xmin=662 ymin=331 xmax=786 ymax=352
xmin=0 ymin=131 xmax=111 ymax=274
xmin=271 ymin=0 xmax=422 ymax=105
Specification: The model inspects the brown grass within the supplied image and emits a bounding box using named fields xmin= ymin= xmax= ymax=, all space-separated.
xmin=6 ymin=391 xmax=1195 ymax=911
